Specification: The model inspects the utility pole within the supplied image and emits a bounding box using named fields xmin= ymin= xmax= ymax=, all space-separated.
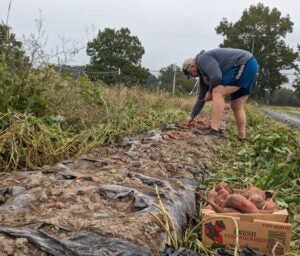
xmin=189 ymin=78 xmax=199 ymax=95
xmin=172 ymin=64 xmax=176 ymax=94
xmin=157 ymin=80 xmax=161 ymax=94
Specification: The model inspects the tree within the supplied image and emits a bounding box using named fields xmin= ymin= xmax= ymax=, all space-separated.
xmin=292 ymin=45 xmax=300 ymax=97
xmin=144 ymin=73 xmax=158 ymax=91
xmin=0 ymin=23 xmax=33 ymax=113
xmin=292 ymin=76 xmax=300 ymax=97
xmin=86 ymin=27 xmax=149 ymax=85
xmin=0 ymin=23 xmax=30 ymax=71
xmin=215 ymin=3 xmax=299 ymax=99
xmin=266 ymin=87 xmax=300 ymax=106
xmin=158 ymin=64 xmax=195 ymax=93
xmin=23 ymin=13 xmax=85 ymax=68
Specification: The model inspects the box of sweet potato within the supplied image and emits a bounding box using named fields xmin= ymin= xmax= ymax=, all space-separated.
xmin=201 ymin=182 xmax=292 ymax=255
xmin=201 ymin=209 xmax=292 ymax=255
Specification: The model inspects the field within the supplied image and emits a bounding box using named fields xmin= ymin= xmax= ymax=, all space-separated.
xmin=0 ymin=79 xmax=299 ymax=255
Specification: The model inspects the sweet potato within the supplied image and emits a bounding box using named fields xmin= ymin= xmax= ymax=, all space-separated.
xmin=202 ymin=196 xmax=238 ymax=213
xmin=263 ymin=199 xmax=277 ymax=211
xmin=232 ymin=188 xmax=244 ymax=194
xmin=248 ymin=194 xmax=265 ymax=209
xmin=215 ymin=182 xmax=230 ymax=192
xmin=207 ymin=190 xmax=218 ymax=202
xmin=202 ymin=183 xmax=278 ymax=214
xmin=215 ymin=188 xmax=230 ymax=206
xmin=243 ymin=185 xmax=265 ymax=200
xmin=222 ymin=207 xmax=241 ymax=213
xmin=202 ymin=194 xmax=273 ymax=214
xmin=222 ymin=194 xmax=258 ymax=213
xmin=204 ymin=204 xmax=213 ymax=210
xmin=47 ymin=201 xmax=64 ymax=209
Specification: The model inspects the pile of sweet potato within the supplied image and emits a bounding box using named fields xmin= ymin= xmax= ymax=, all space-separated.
xmin=203 ymin=182 xmax=277 ymax=214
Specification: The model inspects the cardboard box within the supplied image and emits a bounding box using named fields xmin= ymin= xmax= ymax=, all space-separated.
xmin=202 ymin=209 xmax=292 ymax=255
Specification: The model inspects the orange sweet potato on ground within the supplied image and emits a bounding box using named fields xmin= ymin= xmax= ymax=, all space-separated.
xmin=47 ymin=201 xmax=64 ymax=209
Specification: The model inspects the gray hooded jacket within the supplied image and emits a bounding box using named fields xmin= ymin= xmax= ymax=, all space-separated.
xmin=196 ymin=48 xmax=253 ymax=92
xmin=190 ymin=48 xmax=253 ymax=118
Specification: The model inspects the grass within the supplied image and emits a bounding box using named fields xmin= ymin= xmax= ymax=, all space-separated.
xmin=0 ymin=84 xmax=195 ymax=171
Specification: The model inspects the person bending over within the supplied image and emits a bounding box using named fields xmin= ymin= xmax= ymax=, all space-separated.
xmin=182 ymin=48 xmax=259 ymax=139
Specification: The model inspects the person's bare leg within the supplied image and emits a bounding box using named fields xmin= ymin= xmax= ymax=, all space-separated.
xmin=230 ymin=96 xmax=248 ymax=138
xmin=211 ymin=92 xmax=225 ymax=130
xmin=211 ymin=85 xmax=240 ymax=130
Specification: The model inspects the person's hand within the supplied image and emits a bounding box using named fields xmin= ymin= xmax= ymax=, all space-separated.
xmin=184 ymin=116 xmax=194 ymax=127
xmin=205 ymin=91 xmax=212 ymax=102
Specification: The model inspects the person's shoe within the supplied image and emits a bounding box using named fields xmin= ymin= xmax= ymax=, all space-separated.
xmin=193 ymin=127 xmax=224 ymax=137
xmin=237 ymin=136 xmax=249 ymax=142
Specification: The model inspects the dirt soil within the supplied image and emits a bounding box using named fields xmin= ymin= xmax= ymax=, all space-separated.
xmin=0 ymin=117 xmax=219 ymax=256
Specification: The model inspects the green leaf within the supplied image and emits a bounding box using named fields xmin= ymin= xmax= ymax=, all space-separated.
xmin=277 ymin=199 xmax=289 ymax=208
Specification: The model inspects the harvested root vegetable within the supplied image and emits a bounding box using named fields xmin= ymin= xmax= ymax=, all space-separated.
xmin=207 ymin=190 xmax=218 ymax=202
xmin=204 ymin=204 xmax=213 ymax=210
xmin=202 ymin=196 xmax=241 ymax=213
xmin=222 ymin=194 xmax=258 ymax=213
xmin=222 ymin=207 xmax=241 ymax=213
xmin=215 ymin=188 xmax=230 ymax=206
xmin=47 ymin=202 xmax=64 ymax=209
xmin=215 ymin=182 xmax=230 ymax=192
xmin=203 ymin=184 xmax=278 ymax=214
xmin=243 ymin=185 xmax=265 ymax=200
xmin=232 ymin=188 xmax=244 ymax=194
xmin=263 ymin=199 xmax=277 ymax=211
xmin=248 ymin=194 xmax=265 ymax=209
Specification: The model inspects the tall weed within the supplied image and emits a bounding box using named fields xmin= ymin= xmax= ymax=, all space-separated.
xmin=0 ymin=79 xmax=190 ymax=171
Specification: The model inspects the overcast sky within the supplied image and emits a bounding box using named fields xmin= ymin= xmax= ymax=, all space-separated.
xmin=1 ymin=0 xmax=300 ymax=73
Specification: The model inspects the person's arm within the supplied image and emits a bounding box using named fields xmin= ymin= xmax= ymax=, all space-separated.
xmin=198 ymin=55 xmax=222 ymax=92
xmin=190 ymin=83 xmax=209 ymax=118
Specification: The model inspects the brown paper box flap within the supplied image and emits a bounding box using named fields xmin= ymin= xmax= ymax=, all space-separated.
xmin=202 ymin=209 xmax=288 ymax=223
